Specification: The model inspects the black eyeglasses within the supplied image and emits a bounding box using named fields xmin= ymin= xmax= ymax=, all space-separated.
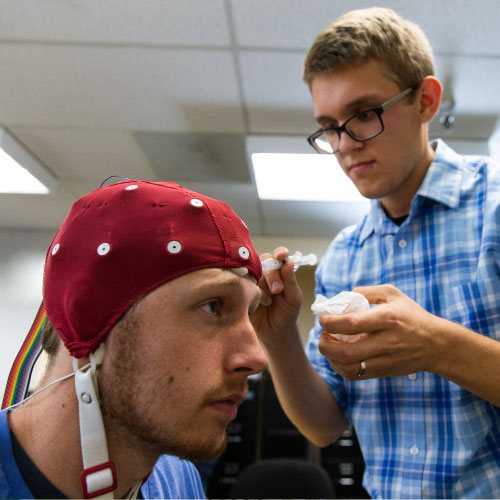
xmin=307 ymin=86 xmax=417 ymax=154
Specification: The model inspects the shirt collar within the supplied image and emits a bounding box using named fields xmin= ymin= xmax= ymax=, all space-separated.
xmin=359 ymin=139 xmax=463 ymax=245
xmin=416 ymin=139 xmax=463 ymax=209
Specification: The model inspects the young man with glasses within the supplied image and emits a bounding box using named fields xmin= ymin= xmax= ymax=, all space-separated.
xmin=254 ymin=7 xmax=500 ymax=499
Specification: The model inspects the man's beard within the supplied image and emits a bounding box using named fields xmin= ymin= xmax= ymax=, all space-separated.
xmin=98 ymin=365 xmax=235 ymax=463
xmin=149 ymin=427 xmax=228 ymax=463
xmin=96 ymin=307 xmax=242 ymax=462
xmin=98 ymin=378 xmax=232 ymax=462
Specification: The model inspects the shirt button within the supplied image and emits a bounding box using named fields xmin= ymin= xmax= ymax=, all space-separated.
xmin=410 ymin=445 xmax=419 ymax=456
xmin=408 ymin=373 xmax=417 ymax=381
xmin=398 ymin=239 xmax=407 ymax=248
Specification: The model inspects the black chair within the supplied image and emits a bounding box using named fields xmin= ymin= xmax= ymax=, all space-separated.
xmin=229 ymin=458 xmax=336 ymax=499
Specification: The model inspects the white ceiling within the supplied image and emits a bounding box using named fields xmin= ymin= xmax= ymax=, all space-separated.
xmin=1 ymin=0 xmax=500 ymax=239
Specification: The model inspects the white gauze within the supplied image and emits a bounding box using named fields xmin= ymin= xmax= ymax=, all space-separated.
xmin=311 ymin=291 xmax=369 ymax=342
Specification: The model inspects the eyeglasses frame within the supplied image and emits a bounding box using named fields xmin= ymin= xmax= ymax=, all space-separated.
xmin=307 ymin=85 xmax=418 ymax=154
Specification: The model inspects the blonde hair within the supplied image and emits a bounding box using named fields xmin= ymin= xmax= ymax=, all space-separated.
xmin=303 ymin=7 xmax=435 ymax=91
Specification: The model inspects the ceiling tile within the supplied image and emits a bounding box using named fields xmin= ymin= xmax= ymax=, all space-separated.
xmin=239 ymin=51 xmax=317 ymax=133
xmin=134 ymin=132 xmax=250 ymax=183
xmin=232 ymin=0 xmax=406 ymax=49
xmin=0 ymin=45 xmax=244 ymax=131
xmin=392 ymin=0 xmax=500 ymax=56
xmin=10 ymin=127 xmax=157 ymax=183
xmin=232 ymin=0 xmax=327 ymax=49
xmin=0 ymin=0 xmax=230 ymax=46
xmin=232 ymin=0 xmax=500 ymax=56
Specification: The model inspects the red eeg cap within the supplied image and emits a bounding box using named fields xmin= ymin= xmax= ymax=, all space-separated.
xmin=43 ymin=180 xmax=262 ymax=358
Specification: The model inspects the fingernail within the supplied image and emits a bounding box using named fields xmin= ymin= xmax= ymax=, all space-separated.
xmin=271 ymin=282 xmax=280 ymax=293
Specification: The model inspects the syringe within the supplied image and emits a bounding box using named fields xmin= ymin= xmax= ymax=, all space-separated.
xmin=261 ymin=250 xmax=318 ymax=272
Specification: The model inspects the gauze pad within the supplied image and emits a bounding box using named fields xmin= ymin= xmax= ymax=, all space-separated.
xmin=311 ymin=291 xmax=369 ymax=342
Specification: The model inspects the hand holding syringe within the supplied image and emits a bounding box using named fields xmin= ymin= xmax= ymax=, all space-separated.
xmin=262 ymin=250 xmax=317 ymax=272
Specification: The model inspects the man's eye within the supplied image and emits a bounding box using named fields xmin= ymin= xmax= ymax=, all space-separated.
xmin=324 ymin=127 xmax=338 ymax=136
xmin=355 ymin=109 xmax=377 ymax=122
xmin=201 ymin=300 xmax=221 ymax=315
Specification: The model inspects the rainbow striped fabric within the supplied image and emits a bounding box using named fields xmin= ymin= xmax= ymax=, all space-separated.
xmin=2 ymin=303 xmax=45 ymax=409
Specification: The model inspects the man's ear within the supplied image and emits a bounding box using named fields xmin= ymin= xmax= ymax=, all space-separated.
xmin=418 ymin=76 xmax=442 ymax=124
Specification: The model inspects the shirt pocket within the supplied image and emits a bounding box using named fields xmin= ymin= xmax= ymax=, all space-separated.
xmin=447 ymin=279 xmax=500 ymax=338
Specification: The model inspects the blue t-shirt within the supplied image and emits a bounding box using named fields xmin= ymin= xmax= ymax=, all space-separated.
xmin=0 ymin=409 xmax=205 ymax=499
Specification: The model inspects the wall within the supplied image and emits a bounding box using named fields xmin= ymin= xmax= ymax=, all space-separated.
xmin=0 ymin=229 xmax=54 ymax=395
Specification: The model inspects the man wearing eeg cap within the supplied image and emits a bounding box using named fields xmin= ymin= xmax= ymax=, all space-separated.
xmin=0 ymin=179 xmax=268 ymax=499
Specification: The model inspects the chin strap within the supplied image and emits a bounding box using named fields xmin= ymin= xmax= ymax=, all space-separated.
xmin=73 ymin=344 xmax=117 ymax=499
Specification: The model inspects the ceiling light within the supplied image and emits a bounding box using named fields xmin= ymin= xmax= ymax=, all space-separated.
xmin=0 ymin=127 xmax=57 ymax=194
xmin=247 ymin=135 xmax=367 ymax=203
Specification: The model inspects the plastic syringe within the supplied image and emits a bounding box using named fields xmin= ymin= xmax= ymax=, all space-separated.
xmin=261 ymin=250 xmax=317 ymax=272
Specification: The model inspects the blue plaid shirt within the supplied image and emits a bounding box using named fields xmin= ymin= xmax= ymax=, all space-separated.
xmin=306 ymin=140 xmax=500 ymax=499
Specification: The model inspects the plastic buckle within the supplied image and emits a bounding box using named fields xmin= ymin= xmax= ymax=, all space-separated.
xmin=81 ymin=461 xmax=117 ymax=499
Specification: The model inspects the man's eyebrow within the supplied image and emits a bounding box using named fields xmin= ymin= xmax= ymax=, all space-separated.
xmin=345 ymin=93 xmax=383 ymax=111
xmin=191 ymin=275 xmax=261 ymax=310
xmin=315 ymin=93 xmax=384 ymax=125
xmin=190 ymin=275 xmax=244 ymax=294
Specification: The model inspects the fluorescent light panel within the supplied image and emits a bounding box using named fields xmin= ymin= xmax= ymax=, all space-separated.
xmin=252 ymin=152 xmax=365 ymax=202
xmin=0 ymin=148 xmax=49 ymax=194
xmin=0 ymin=127 xmax=57 ymax=194
xmin=248 ymin=136 xmax=367 ymax=203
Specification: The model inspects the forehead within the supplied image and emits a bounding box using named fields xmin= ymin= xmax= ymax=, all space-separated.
xmin=311 ymin=60 xmax=399 ymax=118
xmin=178 ymin=267 xmax=257 ymax=290
xmin=142 ymin=267 xmax=259 ymax=306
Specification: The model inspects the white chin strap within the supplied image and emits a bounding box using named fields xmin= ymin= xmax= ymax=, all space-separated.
xmin=73 ymin=344 xmax=116 ymax=499
xmin=73 ymin=344 xmax=144 ymax=499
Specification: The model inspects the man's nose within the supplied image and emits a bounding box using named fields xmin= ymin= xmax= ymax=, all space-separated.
xmin=227 ymin=321 xmax=268 ymax=376
xmin=336 ymin=129 xmax=363 ymax=154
